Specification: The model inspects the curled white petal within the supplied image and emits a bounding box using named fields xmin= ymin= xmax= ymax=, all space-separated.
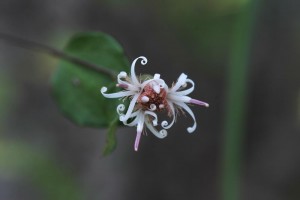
xmin=123 ymin=111 xmax=141 ymax=126
xmin=101 ymin=87 xmax=136 ymax=98
xmin=117 ymin=104 xmax=125 ymax=115
xmin=144 ymin=110 xmax=158 ymax=126
xmin=173 ymin=101 xmax=197 ymax=133
xmin=149 ymin=104 xmax=157 ymax=111
xmin=141 ymin=78 xmax=166 ymax=88
xmin=161 ymin=101 xmax=176 ymax=129
xmin=119 ymin=94 xmax=140 ymax=122
xmin=130 ymin=56 xmax=147 ymax=86
xmin=171 ymin=73 xmax=187 ymax=92
xmin=145 ymin=121 xmax=168 ymax=139
xmin=172 ymin=79 xmax=195 ymax=96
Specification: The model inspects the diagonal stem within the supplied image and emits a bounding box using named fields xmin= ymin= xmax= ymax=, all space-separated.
xmin=0 ymin=32 xmax=117 ymax=80
xmin=221 ymin=1 xmax=261 ymax=200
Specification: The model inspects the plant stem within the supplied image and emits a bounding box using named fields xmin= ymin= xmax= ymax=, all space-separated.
xmin=221 ymin=1 xmax=260 ymax=200
xmin=0 ymin=32 xmax=117 ymax=80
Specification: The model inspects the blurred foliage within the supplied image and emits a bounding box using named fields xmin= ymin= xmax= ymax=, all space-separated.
xmin=149 ymin=0 xmax=253 ymax=74
xmin=0 ymin=73 xmax=17 ymax=130
xmin=102 ymin=117 xmax=119 ymax=156
xmin=51 ymin=32 xmax=129 ymax=127
xmin=0 ymin=140 xmax=83 ymax=200
xmin=221 ymin=1 xmax=259 ymax=200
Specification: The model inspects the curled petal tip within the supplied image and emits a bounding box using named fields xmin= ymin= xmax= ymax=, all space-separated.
xmin=187 ymin=127 xmax=195 ymax=133
xmin=100 ymin=87 xmax=108 ymax=93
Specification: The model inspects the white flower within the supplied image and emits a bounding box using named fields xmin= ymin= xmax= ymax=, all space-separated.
xmin=101 ymin=56 xmax=209 ymax=151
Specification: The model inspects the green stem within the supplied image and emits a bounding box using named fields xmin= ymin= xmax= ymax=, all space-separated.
xmin=0 ymin=32 xmax=118 ymax=80
xmin=221 ymin=1 xmax=260 ymax=200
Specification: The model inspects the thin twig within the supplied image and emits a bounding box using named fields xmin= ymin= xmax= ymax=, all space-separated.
xmin=0 ymin=32 xmax=117 ymax=80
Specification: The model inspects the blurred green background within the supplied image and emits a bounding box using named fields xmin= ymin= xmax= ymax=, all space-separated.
xmin=0 ymin=0 xmax=299 ymax=199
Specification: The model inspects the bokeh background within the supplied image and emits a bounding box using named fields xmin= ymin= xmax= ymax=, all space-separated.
xmin=0 ymin=0 xmax=299 ymax=200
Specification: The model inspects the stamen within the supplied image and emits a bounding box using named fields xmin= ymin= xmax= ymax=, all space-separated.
xmin=141 ymin=96 xmax=149 ymax=102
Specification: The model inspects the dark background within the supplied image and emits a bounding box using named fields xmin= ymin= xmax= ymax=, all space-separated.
xmin=0 ymin=0 xmax=299 ymax=200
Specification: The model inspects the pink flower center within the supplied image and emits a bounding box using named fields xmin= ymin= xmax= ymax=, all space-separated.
xmin=137 ymin=83 xmax=168 ymax=111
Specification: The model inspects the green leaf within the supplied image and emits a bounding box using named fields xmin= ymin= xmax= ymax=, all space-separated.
xmin=102 ymin=116 xmax=119 ymax=156
xmin=51 ymin=32 xmax=129 ymax=127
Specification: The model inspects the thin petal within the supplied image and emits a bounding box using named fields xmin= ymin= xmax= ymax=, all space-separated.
xmin=173 ymin=101 xmax=197 ymax=133
xmin=145 ymin=121 xmax=168 ymax=139
xmin=117 ymin=71 xmax=139 ymax=91
xmin=134 ymin=114 xmax=145 ymax=151
xmin=167 ymin=94 xmax=191 ymax=103
xmin=161 ymin=101 xmax=176 ymax=129
xmin=172 ymin=78 xmax=194 ymax=96
xmin=120 ymin=93 xmax=140 ymax=122
xmin=101 ymin=87 xmax=136 ymax=98
xmin=123 ymin=110 xmax=141 ymax=126
xmin=144 ymin=110 xmax=158 ymax=126
xmin=171 ymin=73 xmax=187 ymax=92
xmin=190 ymin=99 xmax=209 ymax=107
xmin=134 ymin=131 xmax=142 ymax=151
xmin=131 ymin=56 xmax=147 ymax=86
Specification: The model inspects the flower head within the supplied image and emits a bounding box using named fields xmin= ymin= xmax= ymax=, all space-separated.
xmin=101 ymin=56 xmax=209 ymax=151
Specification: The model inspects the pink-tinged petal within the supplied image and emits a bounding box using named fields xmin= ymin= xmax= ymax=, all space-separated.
xmin=171 ymin=73 xmax=187 ymax=92
xmin=130 ymin=56 xmax=147 ymax=86
xmin=134 ymin=114 xmax=145 ymax=151
xmin=117 ymin=72 xmax=139 ymax=91
xmin=134 ymin=131 xmax=142 ymax=151
xmin=116 ymin=83 xmax=128 ymax=89
xmin=101 ymin=87 xmax=136 ymax=98
xmin=190 ymin=99 xmax=209 ymax=107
